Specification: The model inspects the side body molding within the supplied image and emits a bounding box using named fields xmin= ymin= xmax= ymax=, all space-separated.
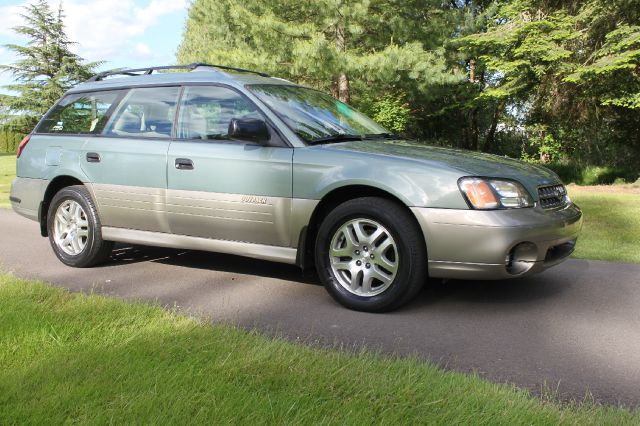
xmin=101 ymin=227 xmax=298 ymax=264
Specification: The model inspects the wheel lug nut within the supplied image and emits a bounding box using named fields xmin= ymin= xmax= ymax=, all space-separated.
xmin=370 ymin=254 xmax=374 ymax=259
xmin=355 ymin=250 xmax=360 ymax=255
xmin=365 ymin=263 xmax=371 ymax=269
xmin=356 ymin=260 xmax=362 ymax=266
xmin=363 ymin=246 xmax=368 ymax=252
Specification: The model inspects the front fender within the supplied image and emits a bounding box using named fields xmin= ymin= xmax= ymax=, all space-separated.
xmin=293 ymin=146 xmax=467 ymax=208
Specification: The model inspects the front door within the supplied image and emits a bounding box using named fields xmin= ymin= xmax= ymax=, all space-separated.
xmin=167 ymin=85 xmax=293 ymax=247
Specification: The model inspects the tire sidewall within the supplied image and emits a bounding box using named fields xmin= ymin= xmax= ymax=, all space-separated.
xmin=315 ymin=199 xmax=420 ymax=312
xmin=47 ymin=187 xmax=101 ymax=267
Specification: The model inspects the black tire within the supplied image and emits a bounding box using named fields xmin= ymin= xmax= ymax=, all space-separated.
xmin=315 ymin=197 xmax=427 ymax=312
xmin=47 ymin=185 xmax=113 ymax=267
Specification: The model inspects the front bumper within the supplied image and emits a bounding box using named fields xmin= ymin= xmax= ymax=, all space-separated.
xmin=411 ymin=203 xmax=583 ymax=280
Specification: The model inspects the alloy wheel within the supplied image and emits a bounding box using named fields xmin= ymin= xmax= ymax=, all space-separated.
xmin=329 ymin=218 xmax=399 ymax=297
xmin=53 ymin=199 xmax=89 ymax=256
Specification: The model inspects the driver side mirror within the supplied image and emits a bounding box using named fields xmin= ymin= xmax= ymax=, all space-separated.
xmin=228 ymin=118 xmax=270 ymax=144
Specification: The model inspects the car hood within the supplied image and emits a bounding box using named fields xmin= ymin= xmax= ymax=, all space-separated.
xmin=322 ymin=140 xmax=561 ymax=196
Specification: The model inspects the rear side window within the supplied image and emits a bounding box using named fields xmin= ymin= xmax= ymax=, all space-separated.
xmin=177 ymin=86 xmax=263 ymax=140
xmin=38 ymin=91 xmax=125 ymax=134
xmin=103 ymin=87 xmax=180 ymax=139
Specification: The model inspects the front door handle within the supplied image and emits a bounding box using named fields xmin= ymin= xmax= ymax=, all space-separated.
xmin=86 ymin=152 xmax=100 ymax=163
xmin=175 ymin=158 xmax=194 ymax=170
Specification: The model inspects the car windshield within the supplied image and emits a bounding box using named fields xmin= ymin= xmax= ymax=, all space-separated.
xmin=247 ymin=84 xmax=389 ymax=144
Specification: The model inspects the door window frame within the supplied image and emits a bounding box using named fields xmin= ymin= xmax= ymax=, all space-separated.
xmin=173 ymin=83 xmax=289 ymax=148
xmin=101 ymin=86 xmax=182 ymax=140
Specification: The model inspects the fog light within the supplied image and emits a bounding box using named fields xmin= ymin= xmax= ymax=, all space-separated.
xmin=505 ymin=242 xmax=538 ymax=275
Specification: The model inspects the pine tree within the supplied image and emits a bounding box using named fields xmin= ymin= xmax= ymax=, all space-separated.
xmin=177 ymin=0 xmax=460 ymax=133
xmin=446 ymin=0 xmax=499 ymax=151
xmin=0 ymin=0 xmax=99 ymax=132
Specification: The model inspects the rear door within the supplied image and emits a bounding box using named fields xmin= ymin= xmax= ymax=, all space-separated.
xmin=166 ymin=85 xmax=293 ymax=246
xmin=81 ymin=86 xmax=180 ymax=233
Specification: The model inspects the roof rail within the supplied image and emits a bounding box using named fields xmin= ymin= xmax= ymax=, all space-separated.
xmin=86 ymin=63 xmax=271 ymax=82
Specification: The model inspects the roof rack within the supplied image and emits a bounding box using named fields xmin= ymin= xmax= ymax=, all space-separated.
xmin=86 ymin=63 xmax=271 ymax=82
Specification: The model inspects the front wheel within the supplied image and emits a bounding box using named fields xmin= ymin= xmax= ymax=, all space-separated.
xmin=47 ymin=185 xmax=113 ymax=267
xmin=315 ymin=197 xmax=427 ymax=312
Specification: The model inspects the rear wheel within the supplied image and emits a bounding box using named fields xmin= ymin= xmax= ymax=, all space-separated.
xmin=47 ymin=185 xmax=113 ymax=267
xmin=315 ymin=197 xmax=427 ymax=312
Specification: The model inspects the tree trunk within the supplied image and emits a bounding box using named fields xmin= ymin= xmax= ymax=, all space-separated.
xmin=336 ymin=23 xmax=350 ymax=103
xmin=461 ymin=121 xmax=469 ymax=149
xmin=331 ymin=77 xmax=339 ymax=99
xmin=469 ymin=59 xmax=478 ymax=151
xmin=484 ymin=102 xmax=505 ymax=153
xmin=469 ymin=58 xmax=476 ymax=83
xmin=338 ymin=73 xmax=350 ymax=104
xmin=470 ymin=109 xmax=479 ymax=151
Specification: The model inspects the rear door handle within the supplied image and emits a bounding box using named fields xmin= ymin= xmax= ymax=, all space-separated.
xmin=86 ymin=152 xmax=101 ymax=163
xmin=175 ymin=158 xmax=194 ymax=170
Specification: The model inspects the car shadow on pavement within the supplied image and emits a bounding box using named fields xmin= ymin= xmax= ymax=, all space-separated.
xmin=104 ymin=244 xmax=567 ymax=307
xmin=105 ymin=244 xmax=321 ymax=286
xmin=410 ymin=274 xmax=568 ymax=309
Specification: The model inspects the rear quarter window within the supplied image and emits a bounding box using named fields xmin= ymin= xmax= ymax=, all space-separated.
xmin=38 ymin=90 xmax=125 ymax=134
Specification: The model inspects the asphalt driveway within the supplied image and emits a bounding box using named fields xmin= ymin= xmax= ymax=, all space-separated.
xmin=1 ymin=209 xmax=639 ymax=407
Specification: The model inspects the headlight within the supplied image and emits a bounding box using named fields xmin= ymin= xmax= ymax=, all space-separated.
xmin=458 ymin=177 xmax=533 ymax=209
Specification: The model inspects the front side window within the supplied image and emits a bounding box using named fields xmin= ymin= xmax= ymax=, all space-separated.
xmin=247 ymin=84 xmax=388 ymax=143
xmin=38 ymin=91 xmax=124 ymax=134
xmin=103 ymin=86 xmax=180 ymax=138
xmin=177 ymin=86 xmax=263 ymax=140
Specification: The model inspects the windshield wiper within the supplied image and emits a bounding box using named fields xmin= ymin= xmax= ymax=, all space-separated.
xmin=308 ymin=134 xmax=364 ymax=144
xmin=308 ymin=132 xmax=398 ymax=144
xmin=362 ymin=132 xmax=398 ymax=140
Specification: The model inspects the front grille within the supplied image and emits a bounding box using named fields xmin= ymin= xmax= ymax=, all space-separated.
xmin=537 ymin=184 xmax=568 ymax=209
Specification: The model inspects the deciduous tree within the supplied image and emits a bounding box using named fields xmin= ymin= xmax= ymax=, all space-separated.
xmin=457 ymin=0 xmax=640 ymax=165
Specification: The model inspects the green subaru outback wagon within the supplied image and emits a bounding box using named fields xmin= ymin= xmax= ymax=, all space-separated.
xmin=11 ymin=63 xmax=583 ymax=312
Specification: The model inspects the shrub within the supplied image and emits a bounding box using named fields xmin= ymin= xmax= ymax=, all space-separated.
xmin=541 ymin=162 xmax=639 ymax=185
xmin=0 ymin=127 xmax=24 ymax=153
xmin=613 ymin=177 xmax=626 ymax=185
xmin=357 ymin=93 xmax=411 ymax=134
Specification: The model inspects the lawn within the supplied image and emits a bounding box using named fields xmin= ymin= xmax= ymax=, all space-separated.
xmin=0 ymin=274 xmax=637 ymax=425
xmin=0 ymin=153 xmax=16 ymax=209
xmin=569 ymin=187 xmax=640 ymax=263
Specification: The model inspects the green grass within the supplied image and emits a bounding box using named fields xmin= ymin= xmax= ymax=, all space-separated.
xmin=0 ymin=154 xmax=16 ymax=209
xmin=570 ymin=189 xmax=640 ymax=263
xmin=0 ymin=275 xmax=637 ymax=425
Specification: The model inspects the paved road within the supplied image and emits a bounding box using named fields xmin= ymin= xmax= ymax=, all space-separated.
xmin=1 ymin=209 xmax=639 ymax=407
